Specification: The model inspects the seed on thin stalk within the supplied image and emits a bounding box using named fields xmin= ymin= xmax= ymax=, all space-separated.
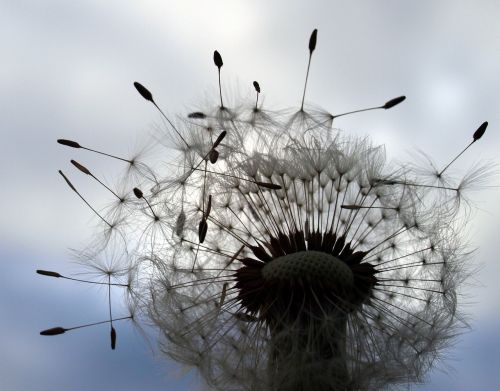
xmin=175 ymin=210 xmax=186 ymax=237
xmin=57 ymin=139 xmax=81 ymax=148
xmin=198 ymin=218 xmax=208 ymax=243
xmin=213 ymin=50 xmax=223 ymax=68
xmin=40 ymin=327 xmax=66 ymax=336
xmin=58 ymin=139 xmax=133 ymax=164
xmin=253 ymin=81 xmax=261 ymax=110
xmin=209 ymin=149 xmax=219 ymax=164
xmin=473 ymin=121 xmax=488 ymax=141
xmin=188 ymin=112 xmax=207 ymax=119
xmin=214 ymin=50 xmax=224 ymax=108
xmin=110 ymin=326 xmax=117 ymax=350
xmin=36 ymin=269 xmax=129 ymax=287
xmin=253 ymin=81 xmax=260 ymax=93
xmin=36 ymin=270 xmax=62 ymax=278
xmin=133 ymin=187 xmax=159 ymax=220
xmin=438 ymin=121 xmax=489 ymax=176
xmin=301 ymin=29 xmax=318 ymax=110
xmin=333 ymin=95 xmax=406 ymax=119
xmin=213 ymin=131 xmax=227 ymax=149
xmin=134 ymin=81 xmax=154 ymax=102
xmin=58 ymin=170 xmax=112 ymax=227
xmin=40 ymin=316 xmax=132 ymax=336
xmin=71 ymin=160 xmax=91 ymax=175
xmin=308 ymin=28 xmax=318 ymax=52
xmin=383 ymin=96 xmax=406 ymax=109
xmin=133 ymin=81 xmax=189 ymax=147
xmin=70 ymin=160 xmax=122 ymax=200
xmin=133 ymin=187 xmax=143 ymax=199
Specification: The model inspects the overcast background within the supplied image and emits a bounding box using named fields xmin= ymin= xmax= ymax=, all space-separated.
xmin=2 ymin=1 xmax=500 ymax=390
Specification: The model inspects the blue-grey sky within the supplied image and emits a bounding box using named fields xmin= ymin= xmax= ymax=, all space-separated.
xmin=2 ymin=1 xmax=500 ymax=390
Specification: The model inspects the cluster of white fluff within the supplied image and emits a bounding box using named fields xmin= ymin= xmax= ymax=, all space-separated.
xmin=49 ymin=31 xmax=491 ymax=391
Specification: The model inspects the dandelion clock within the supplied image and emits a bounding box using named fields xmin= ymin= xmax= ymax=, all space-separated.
xmin=38 ymin=30 xmax=492 ymax=390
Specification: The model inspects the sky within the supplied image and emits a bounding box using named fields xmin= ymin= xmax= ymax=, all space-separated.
xmin=2 ymin=0 xmax=500 ymax=390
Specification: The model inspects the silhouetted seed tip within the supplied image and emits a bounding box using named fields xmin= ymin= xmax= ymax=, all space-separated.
xmin=175 ymin=210 xmax=186 ymax=237
xmin=383 ymin=96 xmax=406 ymax=109
xmin=58 ymin=170 xmax=76 ymax=192
xmin=213 ymin=131 xmax=227 ymax=149
xmin=198 ymin=218 xmax=208 ymax=243
xmin=36 ymin=269 xmax=62 ymax=278
xmin=133 ymin=82 xmax=154 ymax=102
xmin=57 ymin=139 xmax=81 ymax=148
xmin=253 ymin=81 xmax=260 ymax=93
xmin=40 ymin=327 xmax=66 ymax=336
xmin=473 ymin=121 xmax=488 ymax=141
xmin=110 ymin=327 xmax=117 ymax=350
xmin=213 ymin=50 xmax=223 ymax=68
xmin=187 ymin=112 xmax=206 ymax=119
xmin=256 ymin=181 xmax=282 ymax=190
xmin=374 ymin=178 xmax=397 ymax=185
xmin=133 ymin=187 xmax=143 ymax=199
xmin=309 ymin=29 xmax=318 ymax=52
xmin=71 ymin=160 xmax=91 ymax=175
xmin=341 ymin=205 xmax=362 ymax=210
xmin=209 ymin=149 xmax=219 ymax=164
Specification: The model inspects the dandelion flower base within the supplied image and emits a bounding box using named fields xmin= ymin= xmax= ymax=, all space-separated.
xmin=262 ymin=250 xmax=354 ymax=287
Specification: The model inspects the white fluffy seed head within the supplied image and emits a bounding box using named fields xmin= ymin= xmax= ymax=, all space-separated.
xmin=53 ymin=30 xmax=494 ymax=391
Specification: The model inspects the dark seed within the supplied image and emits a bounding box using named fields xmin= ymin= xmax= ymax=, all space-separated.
xmin=57 ymin=139 xmax=81 ymax=148
xmin=187 ymin=112 xmax=206 ymax=119
xmin=133 ymin=82 xmax=154 ymax=102
xmin=198 ymin=218 xmax=208 ymax=243
xmin=473 ymin=121 xmax=488 ymax=141
xmin=255 ymin=181 xmax=281 ymax=190
xmin=133 ymin=187 xmax=143 ymax=199
xmin=209 ymin=149 xmax=219 ymax=164
xmin=110 ymin=327 xmax=116 ymax=350
xmin=36 ymin=270 xmax=61 ymax=278
xmin=309 ymin=29 xmax=318 ymax=52
xmin=40 ymin=327 xmax=66 ymax=336
xmin=383 ymin=96 xmax=406 ymax=109
xmin=213 ymin=131 xmax=227 ymax=149
xmin=59 ymin=170 xmax=77 ymax=192
xmin=71 ymin=160 xmax=91 ymax=175
xmin=213 ymin=50 xmax=223 ymax=68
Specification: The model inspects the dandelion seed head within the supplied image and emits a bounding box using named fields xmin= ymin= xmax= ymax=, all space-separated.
xmin=45 ymin=29 xmax=495 ymax=391
xmin=129 ymin=102 xmax=478 ymax=389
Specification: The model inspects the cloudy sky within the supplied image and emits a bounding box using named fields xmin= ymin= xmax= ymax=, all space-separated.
xmin=2 ymin=0 xmax=500 ymax=390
